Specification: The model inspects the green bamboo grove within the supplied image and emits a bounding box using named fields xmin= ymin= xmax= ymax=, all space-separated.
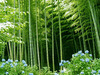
xmin=0 ymin=0 xmax=100 ymax=71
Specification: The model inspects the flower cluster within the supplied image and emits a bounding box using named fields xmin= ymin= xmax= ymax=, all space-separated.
xmin=54 ymin=73 xmax=59 ymax=75
xmin=0 ymin=59 xmax=34 ymax=75
xmin=1 ymin=59 xmax=14 ymax=69
xmin=59 ymin=60 xmax=70 ymax=66
xmin=58 ymin=50 xmax=98 ymax=75
xmin=80 ymin=70 xmax=100 ymax=75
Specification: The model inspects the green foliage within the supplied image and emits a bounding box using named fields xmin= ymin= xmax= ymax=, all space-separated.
xmin=0 ymin=59 xmax=53 ymax=75
xmin=58 ymin=50 xmax=100 ymax=75
xmin=0 ymin=2 xmax=26 ymax=55
xmin=64 ymin=51 xmax=92 ymax=74
xmin=0 ymin=0 xmax=100 ymax=73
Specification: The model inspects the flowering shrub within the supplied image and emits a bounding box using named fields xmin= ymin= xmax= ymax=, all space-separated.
xmin=0 ymin=2 xmax=26 ymax=56
xmin=0 ymin=59 xmax=53 ymax=75
xmin=2 ymin=50 xmax=100 ymax=75
xmin=58 ymin=50 xmax=100 ymax=75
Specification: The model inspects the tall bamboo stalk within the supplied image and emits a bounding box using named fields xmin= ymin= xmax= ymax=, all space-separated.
xmin=52 ymin=0 xmax=55 ymax=72
xmin=86 ymin=33 xmax=92 ymax=53
xmin=13 ymin=0 xmax=16 ymax=61
xmin=2 ymin=0 xmax=6 ymax=59
xmin=55 ymin=34 xmax=60 ymax=63
xmin=33 ymin=35 xmax=37 ymax=65
xmin=18 ymin=0 xmax=22 ymax=62
xmin=77 ymin=1 xmax=87 ymax=51
xmin=88 ymin=0 xmax=100 ymax=57
xmin=29 ymin=0 xmax=33 ymax=66
xmin=79 ymin=11 xmax=86 ymax=51
xmin=78 ymin=32 xmax=82 ymax=50
xmin=28 ymin=38 xmax=30 ymax=64
xmin=44 ymin=0 xmax=50 ymax=69
xmin=40 ymin=41 xmax=43 ymax=68
xmin=21 ymin=0 xmax=25 ymax=60
xmin=24 ymin=0 xmax=28 ymax=63
xmin=72 ymin=31 xmax=78 ymax=52
xmin=58 ymin=0 xmax=63 ymax=69
xmin=8 ymin=42 xmax=13 ymax=59
xmin=17 ymin=0 xmax=19 ymax=60
xmin=35 ymin=0 xmax=40 ymax=70
xmin=90 ymin=16 xmax=96 ymax=58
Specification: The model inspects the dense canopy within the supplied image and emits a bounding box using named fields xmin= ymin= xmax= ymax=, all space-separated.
xmin=0 ymin=0 xmax=100 ymax=73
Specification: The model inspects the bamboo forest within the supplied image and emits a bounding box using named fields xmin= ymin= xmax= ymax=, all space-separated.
xmin=0 ymin=0 xmax=100 ymax=75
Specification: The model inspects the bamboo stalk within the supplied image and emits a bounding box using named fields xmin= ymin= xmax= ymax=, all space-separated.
xmin=72 ymin=30 xmax=78 ymax=52
xmin=88 ymin=0 xmax=100 ymax=57
xmin=78 ymin=32 xmax=82 ymax=50
xmin=52 ymin=0 xmax=55 ymax=72
xmin=18 ymin=0 xmax=22 ymax=62
xmin=35 ymin=0 xmax=40 ymax=70
xmin=44 ymin=0 xmax=50 ymax=69
xmin=55 ymin=34 xmax=60 ymax=64
xmin=29 ymin=0 xmax=33 ymax=66
xmin=13 ymin=0 xmax=16 ymax=61
xmin=8 ymin=42 xmax=13 ymax=59
xmin=86 ymin=33 xmax=92 ymax=53
xmin=58 ymin=0 xmax=63 ymax=70
xmin=79 ymin=10 xmax=86 ymax=51
xmin=33 ymin=36 xmax=37 ymax=66
xmin=90 ymin=16 xmax=96 ymax=58
xmin=40 ymin=41 xmax=43 ymax=68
